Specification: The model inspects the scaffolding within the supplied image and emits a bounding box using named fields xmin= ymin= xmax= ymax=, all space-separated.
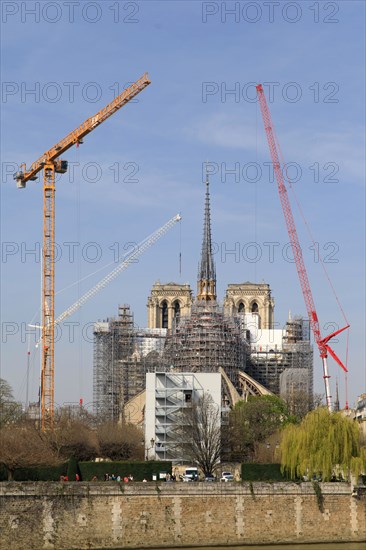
xmin=93 ymin=305 xmax=140 ymax=421
xmin=135 ymin=328 xmax=167 ymax=357
xmin=93 ymin=321 xmax=114 ymax=420
xmin=94 ymin=303 xmax=313 ymax=422
xmin=154 ymin=373 xmax=205 ymax=461
xmin=93 ymin=305 xmax=167 ymax=421
xmin=163 ymin=300 xmax=247 ymax=390
xmin=245 ymin=317 xmax=313 ymax=396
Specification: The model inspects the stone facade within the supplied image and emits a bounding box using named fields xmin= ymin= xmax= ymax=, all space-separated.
xmin=147 ymin=282 xmax=193 ymax=330
xmin=1 ymin=483 xmax=365 ymax=549
xmin=224 ymin=282 xmax=275 ymax=329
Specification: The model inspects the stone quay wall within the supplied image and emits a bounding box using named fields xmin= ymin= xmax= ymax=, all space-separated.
xmin=0 ymin=482 xmax=365 ymax=549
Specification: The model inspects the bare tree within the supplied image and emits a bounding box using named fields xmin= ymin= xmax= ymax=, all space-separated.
xmin=54 ymin=405 xmax=97 ymax=427
xmin=282 ymin=391 xmax=323 ymax=422
xmin=0 ymin=421 xmax=59 ymax=480
xmin=46 ymin=417 xmax=99 ymax=461
xmin=0 ymin=378 xmax=22 ymax=427
xmin=97 ymin=421 xmax=144 ymax=461
xmin=0 ymin=378 xmax=14 ymax=402
xmin=177 ymin=392 xmax=222 ymax=477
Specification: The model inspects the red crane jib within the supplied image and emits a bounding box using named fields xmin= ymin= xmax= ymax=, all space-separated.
xmin=256 ymin=83 xmax=348 ymax=376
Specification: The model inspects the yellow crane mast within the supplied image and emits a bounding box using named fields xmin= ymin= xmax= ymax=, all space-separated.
xmin=14 ymin=73 xmax=151 ymax=431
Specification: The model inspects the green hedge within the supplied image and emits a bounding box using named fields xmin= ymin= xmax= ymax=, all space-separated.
xmin=78 ymin=461 xmax=172 ymax=482
xmin=0 ymin=463 xmax=68 ymax=481
xmin=67 ymin=456 xmax=81 ymax=481
xmin=0 ymin=461 xmax=172 ymax=482
xmin=241 ymin=463 xmax=286 ymax=481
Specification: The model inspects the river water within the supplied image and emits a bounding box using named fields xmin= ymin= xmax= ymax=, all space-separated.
xmin=135 ymin=545 xmax=365 ymax=550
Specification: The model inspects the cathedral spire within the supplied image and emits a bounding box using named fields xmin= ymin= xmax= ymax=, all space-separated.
xmin=197 ymin=166 xmax=216 ymax=301
xmin=334 ymin=379 xmax=340 ymax=412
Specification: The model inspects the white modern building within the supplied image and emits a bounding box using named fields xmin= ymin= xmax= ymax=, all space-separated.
xmin=145 ymin=372 xmax=222 ymax=462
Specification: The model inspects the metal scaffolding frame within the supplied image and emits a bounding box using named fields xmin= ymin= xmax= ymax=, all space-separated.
xmin=154 ymin=372 xmax=205 ymax=461
xmin=93 ymin=305 xmax=167 ymax=421
xmin=93 ymin=324 xmax=122 ymax=422
xmin=245 ymin=317 xmax=313 ymax=396
xmin=145 ymin=371 xmax=222 ymax=463
xmin=163 ymin=301 xmax=247 ymax=390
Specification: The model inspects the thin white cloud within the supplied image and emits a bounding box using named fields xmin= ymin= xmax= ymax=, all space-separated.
xmin=186 ymin=113 xmax=260 ymax=152
xmin=282 ymin=129 xmax=365 ymax=183
xmin=188 ymin=112 xmax=365 ymax=184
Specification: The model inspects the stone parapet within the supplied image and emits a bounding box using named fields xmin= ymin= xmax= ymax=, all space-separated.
xmin=0 ymin=482 xmax=365 ymax=549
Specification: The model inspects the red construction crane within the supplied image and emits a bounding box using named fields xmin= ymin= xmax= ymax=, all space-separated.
xmin=14 ymin=73 xmax=151 ymax=430
xmin=256 ymin=84 xmax=349 ymax=412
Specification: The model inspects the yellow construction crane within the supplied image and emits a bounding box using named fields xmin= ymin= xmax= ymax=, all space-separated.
xmin=14 ymin=73 xmax=151 ymax=430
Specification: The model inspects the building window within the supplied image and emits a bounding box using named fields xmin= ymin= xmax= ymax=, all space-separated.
xmin=185 ymin=392 xmax=192 ymax=403
xmin=173 ymin=301 xmax=180 ymax=321
xmin=238 ymin=302 xmax=245 ymax=313
xmin=251 ymin=302 xmax=259 ymax=313
xmin=162 ymin=301 xmax=168 ymax=329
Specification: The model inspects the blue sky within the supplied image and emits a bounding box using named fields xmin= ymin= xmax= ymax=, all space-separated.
xmin=1 ymin=0 xmax=365 ymax=410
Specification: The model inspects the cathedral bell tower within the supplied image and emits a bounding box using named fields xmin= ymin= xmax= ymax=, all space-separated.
xmin=197 ymin=171 xmax=216 ymax=302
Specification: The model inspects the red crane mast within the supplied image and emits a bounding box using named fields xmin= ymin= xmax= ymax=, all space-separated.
xmin=256 ymin=84 xmax=349 ymax=412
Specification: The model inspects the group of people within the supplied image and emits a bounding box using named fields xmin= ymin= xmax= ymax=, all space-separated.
xmin=59 ymin=472 xmax=178 ymax=482
xmin=104 ymin=473 xmax=134 ymax=482
xmin=165 ymin=473 xmax=176 ymax=482
xmin=59 ymin=474 xmax=80 ymax=481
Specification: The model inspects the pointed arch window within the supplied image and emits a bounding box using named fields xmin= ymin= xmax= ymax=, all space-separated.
xmin=238 ymin=302 xmax=245 ymax=313
xmin=161 ymin=301 xmax=168 ymax=329
xmin=173 ymin=301 xmax=180 ymax=322
xmin=251 ymin=302 xmax=259 ymax=313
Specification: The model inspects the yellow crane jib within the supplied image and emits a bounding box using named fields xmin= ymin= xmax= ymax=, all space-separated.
xmin=14 ymin=72 xmax=151 ymax=188
xmin=14 ymin=73 xmax=151 ymax=431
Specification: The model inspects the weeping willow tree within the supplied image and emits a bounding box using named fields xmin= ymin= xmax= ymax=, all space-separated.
xmin=280 ymin=407 xmax=366 ymax=481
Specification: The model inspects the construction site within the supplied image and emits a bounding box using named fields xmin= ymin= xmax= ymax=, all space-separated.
xmin=3 ymin=8 xmax=364 ymax=550
xmin=11 ymin=72 xmax=350 ymax=432
xmin=90 ymin=88 xmax=349 ymax=426
xmin=92 ymin=303 xmax=314 ymax=424
xmin=92 ymin=168 xmax=315 ymax=424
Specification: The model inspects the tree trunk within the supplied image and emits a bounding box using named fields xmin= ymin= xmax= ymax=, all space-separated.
xmin=7 ymin=468 xmax=14 ymax=481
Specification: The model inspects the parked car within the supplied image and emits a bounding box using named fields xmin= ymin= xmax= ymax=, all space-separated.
xmin=184 ymin=467 xmax=199 ymax=481
xmin=204 ymin=474 xmax=216 ymax=482
xmin=220 ymin=472 xmax=234 ymax=482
